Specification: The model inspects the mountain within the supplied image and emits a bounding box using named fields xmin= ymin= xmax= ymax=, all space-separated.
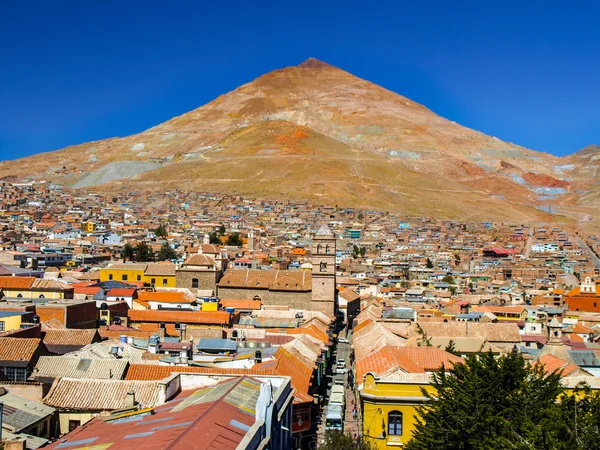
xmin=2 ymin=58 xmax=599 ymax=225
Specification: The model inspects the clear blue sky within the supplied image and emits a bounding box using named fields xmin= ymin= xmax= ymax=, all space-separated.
xmin=1 ymin=1 xmax=599 ymax=161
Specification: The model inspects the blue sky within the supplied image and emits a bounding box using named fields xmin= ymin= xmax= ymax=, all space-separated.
xmin=1 ymin=1 xmax=599 ymax=160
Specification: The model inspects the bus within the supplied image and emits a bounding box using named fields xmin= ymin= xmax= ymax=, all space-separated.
xmin=325 ymin=404 xmax=344 ymax=432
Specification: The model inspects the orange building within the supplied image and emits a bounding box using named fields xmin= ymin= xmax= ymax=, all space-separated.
xmin=564 ymin=276 xmax=600 ymax=313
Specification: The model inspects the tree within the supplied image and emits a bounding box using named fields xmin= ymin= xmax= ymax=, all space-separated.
xmin=208 ymin=231 xmax=221 ymax=245
xmin=444 ymin=340 xmax=458 ymax=355
xmin=442 ymin=275 xmax=455 ymax=285
xmin=157 ymin=243 xmax=177 ymax=261
xmin=218 ymin=224 xmax=226 ymax=235
xmin=121 ymin=243 xmax=135 ymax=261
xmin=415 ymin=323 xmax=432 ymax=347
xmin=134 ymin=242 xmax=154 ymax=262
xmin=352 ymin=244 xmax=360 ymax=259
xmin=454 ymin=253 xmax=461 ymax=267
xmin=426 ymin=258 xmax=434 ymax=269
xmin=357 ymin=212 xmax=364 ymax=220
xmin=226 ymin=232 xmax=243 ymax=246
xmin=154 ymin=224 xmax=168 ymax=238
xmin=319 ymin=430 xmax=376 ymax=450
xmin=360 ymin=246 xmax=366 ymax=257
xmin=405 ymin=351 xmax=566 ymax=450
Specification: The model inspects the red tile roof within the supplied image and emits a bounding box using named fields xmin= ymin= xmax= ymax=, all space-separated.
xmin=128 ymin=309 xmax=232 ymax=326
xmin=0 ymin=337 xmax=42 ymax=363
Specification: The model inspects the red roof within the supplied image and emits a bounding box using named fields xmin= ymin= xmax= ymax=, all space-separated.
xmin=107 ymin=288 xmax=137 ymax=297
xmin=45 ymin=377 xmax=267 ymax=450
xmin=484 ymin=247 xmax=519 ymax=255
xmin=128 ymin=309 xmax=232 ymax=326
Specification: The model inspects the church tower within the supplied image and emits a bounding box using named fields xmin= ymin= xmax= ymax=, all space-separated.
xmin=311 ymin=225 xmax=336 ymax=315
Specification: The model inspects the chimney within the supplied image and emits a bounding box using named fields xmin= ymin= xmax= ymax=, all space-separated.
xmin=126 ymin=391 xmax=136 ymax=408
xmin=180 ymin=323 xmax=187 ymax=341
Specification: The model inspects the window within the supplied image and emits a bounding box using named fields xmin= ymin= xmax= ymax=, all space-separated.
xmin=388 ymin=411 xmax=403 ymax=436
xmin=192 ymin=278 xmax=199 ymax=288
xmin=163 ymin=279 xmax=168 ymax=286
xmin=320 ymin=261 xmax=327 ymax=272
xmin=17 ymin=294 xmax=23 ymax=298
xmin=69 ymin=420 xmax=81 ymax=432
xmin=122 ymin=274 xmax=128 ymax=281
xmin=108 ymin=274 xmax=113 ymax=280
xmin=151 ymin=278 xmax=156 ymax=285
xmin=2 ymin=367 xmax=27 ymax=382
xmin=39 ymin=294 xmax=45 ymax=299
xmin=137 ymin=274 xmax=141 ymax=281
xmin=0 ymin=321 xmax=4 ymax=331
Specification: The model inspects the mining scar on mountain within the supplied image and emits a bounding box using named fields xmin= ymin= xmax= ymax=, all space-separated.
xmin=71 ymin=161 xmax=161 ymax=188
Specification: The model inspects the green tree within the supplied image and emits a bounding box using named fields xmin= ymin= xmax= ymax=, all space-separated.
xmin=444 ymin=339 xmax=458 ymax=355
xmin=360 ymin=246 xmax=366 ymax=257
xmin=319 ymin=430 xmax=376 ymax=450
xmin=208 ymin=231 xmax=221 ymax=245
xmin=157 ymin=242 xmax=177 ymax=261
xmin=134 ymin=242 xmax=154 ymax=262
xmin=226 ymin=232 xmax=243 ymax=246
xmin=218 ymin=224 xmax=226 ymax=235
xmin=426 ymin=258 xmax=434 ymax=269
xmin=357 ymin=212 xmax=365 ymax=220
xmin=415 ymin=323 xmax=432 ymax=347
xmin=442 ymin=275 xmax=455 ymax=284
xmin=154 ymin=224 xmax=168 ymax=237
xmin=352 ymin=244 xmax=360 ymax=259
xmin=121 ymin=243 xmax=135 ymax=261
xmin=406 ymin=352 xmax=565 ymax=450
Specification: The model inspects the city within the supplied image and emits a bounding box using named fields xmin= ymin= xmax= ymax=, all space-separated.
xmin=0 ymin=181 xmax=598 ymax=448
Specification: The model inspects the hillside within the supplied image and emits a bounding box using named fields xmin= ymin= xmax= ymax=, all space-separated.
xmin=1 ymin=58 xmax=598 ymax=225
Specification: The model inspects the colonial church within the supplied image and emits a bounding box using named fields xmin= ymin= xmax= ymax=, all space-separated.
xmin=564 ymin=276 xmax=600 ymax=313
xmin=216 ymin=225 xmax=337 ymax=316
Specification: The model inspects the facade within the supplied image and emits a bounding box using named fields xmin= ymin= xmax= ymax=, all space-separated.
xmin=175 ymin=253 xmax=220 ymax=293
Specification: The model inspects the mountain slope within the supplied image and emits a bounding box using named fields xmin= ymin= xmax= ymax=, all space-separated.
xmin=0 ymin=58 xmax=595 ymax=224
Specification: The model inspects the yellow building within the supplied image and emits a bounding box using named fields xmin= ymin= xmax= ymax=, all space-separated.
xmin=99 ymin=263 xmax=176 ymax=287
xmin=0 ymin=311 xmax=26 ymax=332
xmin=81 ymin=221 xmax=96 ymax=232
xmin=0 ymin=277 xmax=74 ymax=301
xmin=353 ymin=318 xmax=462 ymax=449
xmin=361 ymin=373 xmax=434 ymax=447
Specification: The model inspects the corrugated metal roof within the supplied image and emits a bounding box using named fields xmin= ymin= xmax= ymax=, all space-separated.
xmin=0 ymin=392 xmax=55 ymax=432
xmin=196 ymin=338 xmax=237 ymax=352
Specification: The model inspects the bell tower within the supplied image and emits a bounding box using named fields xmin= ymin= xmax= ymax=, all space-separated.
xmin=311 ymin=225 xmax=336 ymax=315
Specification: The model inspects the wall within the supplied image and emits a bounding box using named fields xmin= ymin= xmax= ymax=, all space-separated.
xmin=217 ymin=287 xmax=312 ymax=310
xmin=99 ymin=268 xmax=145 ymax=283
xmin=0 ymin=314 xmax=23 ymax=332
xmin=142 ymin=274 xmax=176 ymax=288
xmin=57 ymin=411 xmax=98 ymax=436
xmin=176 ymin=269 xmax=217 ymax=292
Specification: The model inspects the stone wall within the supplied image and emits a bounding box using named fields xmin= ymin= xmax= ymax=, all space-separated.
xmin=216 ymin=287 xmax=312 ymax=310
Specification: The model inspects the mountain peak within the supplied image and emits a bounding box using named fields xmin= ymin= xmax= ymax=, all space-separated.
xmin=297 ymin=58 xmax=335 ymax=70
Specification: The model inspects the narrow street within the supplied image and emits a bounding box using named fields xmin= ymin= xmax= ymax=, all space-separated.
xmin=315 ymin=328 xmax=360 ymax=445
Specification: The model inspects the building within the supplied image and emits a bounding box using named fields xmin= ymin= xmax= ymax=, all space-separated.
xmin=176 ymin=254 xmax=220 ymax=293
xmin=218 ymin=270 xmax=312 ymax=310
xmin=564 ymin=276 xmax=600 ymax=313
xmin=44 ymin=373 xmax=294 ymax=449
xmin=36 ymin=300 xmax=98 ymax=329
xmin=0 ymin=311 xmax=30 ymax=332
xmin=0 ymin=338 xmax=48 ymax=381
